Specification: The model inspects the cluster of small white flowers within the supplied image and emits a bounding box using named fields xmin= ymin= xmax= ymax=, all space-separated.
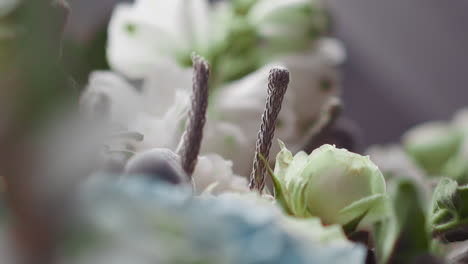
xmin=81 ymin=0 xmax=345 ymax=195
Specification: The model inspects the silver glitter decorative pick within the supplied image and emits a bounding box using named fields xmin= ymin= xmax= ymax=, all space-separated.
xmin=250 ymin=67 xmax=290 ymax=192
xmin=177 ymin=54 xmax=210 ymax=178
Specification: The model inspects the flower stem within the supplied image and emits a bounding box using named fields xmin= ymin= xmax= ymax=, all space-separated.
xmin=250 ymin=67 xmax=290 ymax=192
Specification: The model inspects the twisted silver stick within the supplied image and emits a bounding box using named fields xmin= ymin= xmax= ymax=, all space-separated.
xmin=249 ymin=67 xmax=290 ymax=192
xmin=177 ymin=55 xmax=210 ymax=178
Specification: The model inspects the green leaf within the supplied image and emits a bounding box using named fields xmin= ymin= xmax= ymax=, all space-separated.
xmin=342 ymin=209 xmax=370 ymax=235
xmin=374 ymin=179 xmax=431 ymax=264
xmin=337 ymin=194 xmax=388 ymax=227
xmin=374 ymin=216 xmax=399 ymax=264
xmin=259 ymin=152 xmax=291 ymax=214
xmin=273 ymin=139 xmax=293 ymax=179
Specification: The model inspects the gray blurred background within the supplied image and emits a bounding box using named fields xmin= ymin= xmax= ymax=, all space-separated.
xmin=65 ymin=0 xmax=468 ymax=147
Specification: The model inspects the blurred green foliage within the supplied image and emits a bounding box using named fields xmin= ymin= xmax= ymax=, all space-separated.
xmin=62 ymin=26 xmax=109 ymax=87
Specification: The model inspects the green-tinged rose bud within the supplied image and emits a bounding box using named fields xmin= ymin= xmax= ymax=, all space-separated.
xmin=403 ymin=122 xmax=463 ymax=176
xmin=271 ymin=142 xmax=387 ymax=230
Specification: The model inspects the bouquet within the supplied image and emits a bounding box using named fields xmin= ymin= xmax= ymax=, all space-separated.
xmin=0 ymin=1 xmax=466 ymax=264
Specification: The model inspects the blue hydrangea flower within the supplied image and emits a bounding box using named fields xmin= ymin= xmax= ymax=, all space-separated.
xmin=57 ymin=176 xmax=365 ymax=264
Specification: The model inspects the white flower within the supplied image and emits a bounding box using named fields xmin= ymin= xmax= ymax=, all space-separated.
xmin=200 ymin=119 xmax=252 ymax=173
xmin=107 ymin=0 xmax=212 ymax=78
xmin=80 ymin=71 xmax=141 ymax=125
xmin=81 ymin=60 xmax=192 ymax=151
xmin=277 ymin=38 xmax=343 ymax=127
xmin=97 ymin=0 xmax=345 ymax=178
xmin=82 ymin=64 xmax=249 ymax=194
xmin=130 ymin=108 xmax=186 ymax=151
xmin=84 ymin=39 xmax=343 ymax=179
xmin=193 ymin=154 xmax=249 ymax=195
